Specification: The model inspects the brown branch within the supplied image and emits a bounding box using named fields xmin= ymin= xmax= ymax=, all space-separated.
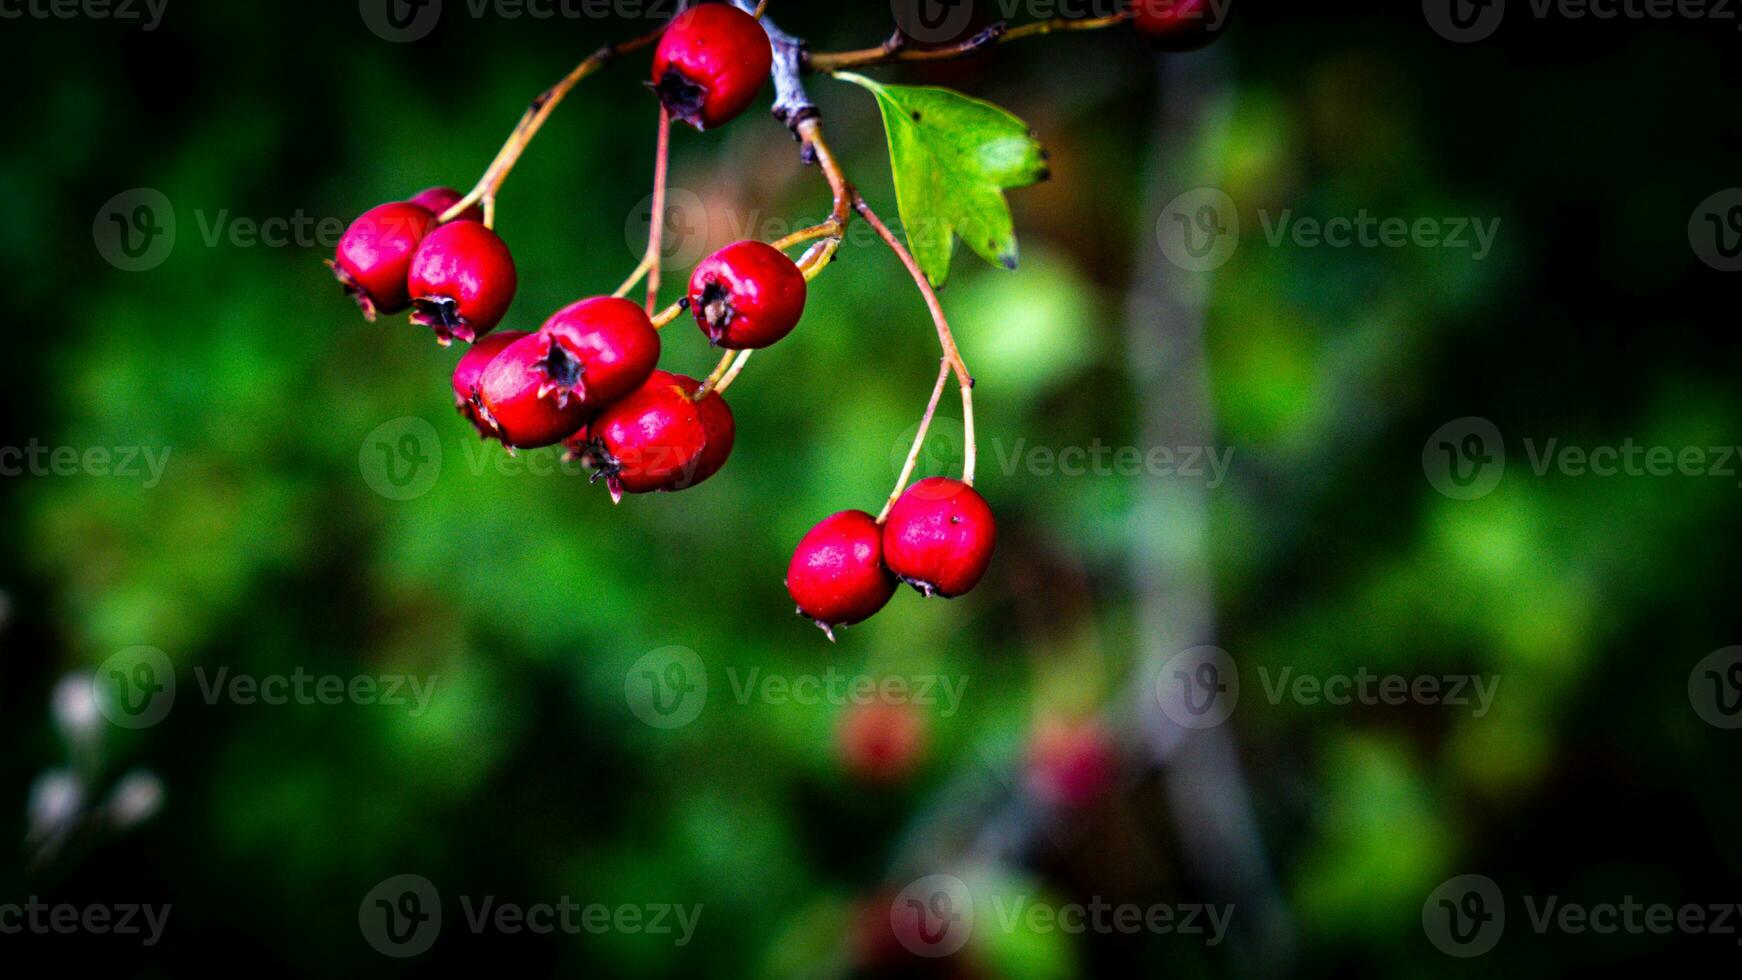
xmin=804 ymin=12 xmax=1130 ymax=73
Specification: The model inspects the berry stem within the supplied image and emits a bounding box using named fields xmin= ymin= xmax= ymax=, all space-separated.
xmin=713 ymin=350 xmax=754 ymax=396
xmin=878 ymin=359 xmax=952 ymax=524
xmin=438 ymin=24 xmax=668 ymax=227
xmin=852 ymin=194 xmax=978 ymax=485
xmin=804 ymin=12 xmax=1130 ymax=73
xmin=644 ymin=106 xmax=673 ymax=315
xmin=613 ymin=252 xmax=656 ymax=299
xmin=651 ymin=298 xmax=687 ymax=329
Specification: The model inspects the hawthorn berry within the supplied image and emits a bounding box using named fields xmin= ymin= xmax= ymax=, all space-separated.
xmin=688 ymin=240 xmax=807 ymax=349
xmin=682 ymin=375 xmax=737 ymax=487
xmin=881 ymin=478 xmax=996 ymax=598
xmin=786 ymin=510 xmax=898 ymax=641
xmin=839 ymin=699 xmax=927 ymax=783
xmin=651 ymin=3 xmax=772 ymax=131
xmin=329 ymin=201 xmax=437 ymax=320
xmin=1027 ymin=718 xmax=1118 ymax=809
xmin=475 ymin=332 xmax=592 ymax=449
xmin=408 ymin=220 xmax=518 ymax=345
xmin=534 ymin=297 xmax=662 ymax=410
xmin=1129 ymin=0 xmax=1223 ymax=51
xmin=579 ymin=370 xmax=712 ymax=501
xmin=452 ymin=329 xmax=528 ymax=439
xmin=408 ymin=186 xmax=483 ymax=224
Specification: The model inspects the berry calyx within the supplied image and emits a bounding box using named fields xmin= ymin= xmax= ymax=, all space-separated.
xmin=881 ymin=478 xmax=996 ymax=598
xmin=408 ymin=186 xmax=484 ymax=224
xmin=651 ymin=3 xmax=773 ymax=131
xmin=475 ymin=332 xmax=592 ymax=449
xmin=1129 ymin=0 xmax=1223 ymax=51
xmin=408 ymin=220 xmax=518 ymax=346
xmin=786 ymin=510 xmax=898 ymax=641
xmin=579 ymin=370 xmax=711 ymax=501
xmin=688 ymin=240 xmax=808 ymax=349
xmin=452 ymin=330 xmax=528 ymax=439
xmin=329 ymin=201 xmax=437 ymax=320
xmin=534 ymin=297 xmax=662 ymax=410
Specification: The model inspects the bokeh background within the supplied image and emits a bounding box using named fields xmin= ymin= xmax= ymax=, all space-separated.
xmin=3 ymin=0 xmax=1741 ymax=975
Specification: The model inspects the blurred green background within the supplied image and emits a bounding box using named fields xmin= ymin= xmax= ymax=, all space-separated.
xmin=3 ymin=1 xmax=1741 ymax=975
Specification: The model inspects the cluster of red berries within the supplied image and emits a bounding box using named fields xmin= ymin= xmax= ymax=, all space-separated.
xmin=331 ymin=2 xmax=1003 ymax=638
xmin=785 ymin=478 xmax=996 ymax=640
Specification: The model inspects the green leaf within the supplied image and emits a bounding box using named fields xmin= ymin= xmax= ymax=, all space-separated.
xmin=837 ymin=72 xmax=1049 ymax=288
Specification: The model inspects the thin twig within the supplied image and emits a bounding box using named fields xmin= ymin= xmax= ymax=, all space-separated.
xmin=439 ymin=24 xmax=668 ymax=225
xmin=805 ymin=13 xmax=1129 ymax=73
xmin=878 ymin=360 xmax=952 ymax=523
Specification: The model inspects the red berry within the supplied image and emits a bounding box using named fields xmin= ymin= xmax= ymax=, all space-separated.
xmin=839 ymin=699 xmax=927 ymax=783
xmin=475 ymin=332 xmax=591 ymax=449
xmin=1130 ymin=0 xmax=1223 ymax=51
xmin=408 ymin=220 xmax=518 ymax=346
xmin=580 ymin=370 xmax=711 ymax=501
xmin=534 ymin=297 xmax=662 ymax=411
xmin=651 ymin=4 xmax=772 ymax=131
xmin=452 ymin=330 xmax=528 ymax=440
xmin=881 ymin=478 xmax=996 ymax=598
xmin=1027 ymin=718 xmax=1118 ymax=809
xmin=688 ymin=240 xmax=807 ymax=349
xmin=329 ymin=201 xmax=436 ymax=320
xmin=408 ymin=186 xmax=483 ymax=224
xmin=786 ymin=510 xmax=897 ymax=640
xmin=681 ymin=374 xmax=737 ymax=487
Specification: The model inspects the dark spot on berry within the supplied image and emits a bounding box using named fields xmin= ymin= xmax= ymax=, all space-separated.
xmin=950 ymin=516 xmax=962 ymax=524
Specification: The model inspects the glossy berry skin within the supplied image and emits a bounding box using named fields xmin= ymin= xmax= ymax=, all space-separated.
xmin=475 ymin=332 xmax=591 ymax=449
xmin=408 ymin=186 xmax=483 ymax=224
xmin=881 ymin=478 xmax=996 ymax=598
xmin=408 ymin=220 xmax=518 ymax=346
xmin=651 ymin=4 xmax=772 ymax=131
xmin=580 ymin=370 xmax=711 ymax=502
xmin=535 ymin=297 xmax=661 ymax=410
xmin=688 ymin=241 xmax=807 ymax=349
xmin=680 ymin=374 xmax=736 ymax=487
xmin=787 ymin=510 xmax=898 ymax=641
xmin=839 ymin=699 xmax=927 ymax=783
xmin=571 ymin=373 xmax=734 ymax=489
xmin=1027 ymin=718 xmax=1117 ymax=809
xmin=452 ymin=330 xmax=528 ymax=439
xmin=329 ymin=201 xmax=436 ymax=320
xmin=1130 ymin=0 xmax=1222 ymax=51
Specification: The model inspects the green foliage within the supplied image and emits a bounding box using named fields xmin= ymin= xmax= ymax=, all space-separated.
xmin=837 ymin=72 xmax=1049 ymax=287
